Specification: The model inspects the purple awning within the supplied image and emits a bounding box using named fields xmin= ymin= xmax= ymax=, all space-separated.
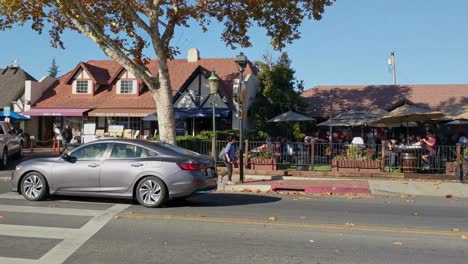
xmin=22 ymin=108 xmax=90 ymax=117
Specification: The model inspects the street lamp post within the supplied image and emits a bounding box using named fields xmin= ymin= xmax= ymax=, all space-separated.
xmin=235 ymin=52 xmax=248 ymax=183
xmin=329 ymin=89 xmax=333 ymax=159
xmin=208 ymin=70 xmax=219 ymax=174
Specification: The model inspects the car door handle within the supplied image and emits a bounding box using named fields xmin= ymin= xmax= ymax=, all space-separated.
xmin=131 ymin=163 xmax=144 ymax=167
xmin=88 ymin=163 xmax=100 ymax=168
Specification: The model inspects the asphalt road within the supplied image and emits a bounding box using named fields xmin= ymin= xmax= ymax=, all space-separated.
xmin=0 ymin=179 xmax=466 ymax=264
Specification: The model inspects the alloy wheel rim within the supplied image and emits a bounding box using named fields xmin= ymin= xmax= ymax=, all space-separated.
xmin=23 ymin=175 xmax=43 ymax=199
xmin=138 ymin=180 xmax=161 ymax=205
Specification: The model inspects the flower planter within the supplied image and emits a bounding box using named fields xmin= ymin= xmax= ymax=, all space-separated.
xmin=332 ymin=160 xmax=381 ymax=173
xmin=250 ymin=158 xmax=277 ymax=171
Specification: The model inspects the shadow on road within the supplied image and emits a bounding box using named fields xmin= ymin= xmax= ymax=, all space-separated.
xmin=36 ymin=193 xmax=282 ymax=208
xmin=166 ymin=193 xmax=282 ymax=207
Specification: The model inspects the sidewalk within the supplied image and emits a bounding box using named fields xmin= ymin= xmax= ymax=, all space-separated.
xmin=221 ymin=174 xmax=468 ymax=198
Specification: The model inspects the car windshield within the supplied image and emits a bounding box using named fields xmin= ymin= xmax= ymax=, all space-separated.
xmin=153 ymin=142 xmax=202 ymax=157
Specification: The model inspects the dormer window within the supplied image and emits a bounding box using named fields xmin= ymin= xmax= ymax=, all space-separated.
xmin=120 ymin=80 xmax=134 ymax=94
xmin=117 ymin=80 xmax=137 ymax=94
xmin=76 ymin=80 xmax=89 ymax=94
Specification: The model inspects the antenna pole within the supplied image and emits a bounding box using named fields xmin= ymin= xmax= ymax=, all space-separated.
xmin=391 ymin=50 xmax=396 ymax=85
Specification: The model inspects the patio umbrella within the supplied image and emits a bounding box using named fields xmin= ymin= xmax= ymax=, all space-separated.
xmin=267 ymin=111 xmax=315 ymax=139
xmin=444 ymin=119 xmax=468 ymax=125
xmin=371 ymin=104 xmax=445 ymax=144
xmin=317 ymin=109 xmax=388 ymax=138
xmin=267 ymin=111 xmax=315 ymax=123
xmin=0 ymin=111 xmax=30 ymax=120
xmin=318 ymin=109 xmax=388 ymax=127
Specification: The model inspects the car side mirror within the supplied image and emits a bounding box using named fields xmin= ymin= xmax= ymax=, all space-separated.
xmin=61 ymin=153 xmax=70 ymax=160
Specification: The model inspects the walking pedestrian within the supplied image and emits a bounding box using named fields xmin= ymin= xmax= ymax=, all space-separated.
xmin=221 ymin=136 xmax=237 ymax=184
xmin=60 ymin=124 xmax=73 ymax=152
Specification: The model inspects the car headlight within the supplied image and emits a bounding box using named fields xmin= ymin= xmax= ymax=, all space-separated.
xmin=15 ymin=166 xmax=22 ymax=171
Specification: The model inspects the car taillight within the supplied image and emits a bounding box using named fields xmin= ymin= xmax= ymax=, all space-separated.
xmin=177 ymin=162 xmax=201 ymax=171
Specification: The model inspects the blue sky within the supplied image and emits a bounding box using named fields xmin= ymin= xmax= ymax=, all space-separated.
xmin=1 ymin=0 xmax=467 ymax=89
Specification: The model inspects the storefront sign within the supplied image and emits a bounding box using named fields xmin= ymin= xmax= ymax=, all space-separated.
xmin=108 ymin=125 xmax=124 ymax=134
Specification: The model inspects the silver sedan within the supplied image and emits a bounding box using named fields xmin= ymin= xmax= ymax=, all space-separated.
xmin=10 ymin=139 xmax=218 ymax=207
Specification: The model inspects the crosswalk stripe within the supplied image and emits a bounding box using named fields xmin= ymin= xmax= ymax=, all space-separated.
xmin=0 ymin=193 xmax=24 ymax=199
xmin=0 ymin=256 xmax=36 ymax=264
xmin=0 ymin=224 xmax=78 ymax=239
xmin=0 ymin=205 xmax=102 ymax=216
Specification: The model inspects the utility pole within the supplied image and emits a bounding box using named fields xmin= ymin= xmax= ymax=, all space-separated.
xmin=389 ymin=50 xmax=397 ymax=85
xmin=329 ymin=89 xmax=333 ymax=159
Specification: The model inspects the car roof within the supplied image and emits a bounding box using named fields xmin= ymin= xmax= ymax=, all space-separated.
xmin=90 ymin=138 xmax=163 ymax=148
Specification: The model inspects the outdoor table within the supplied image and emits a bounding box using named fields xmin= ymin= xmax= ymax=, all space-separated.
xmin=398 ymin=145 xmax=422 ymax=173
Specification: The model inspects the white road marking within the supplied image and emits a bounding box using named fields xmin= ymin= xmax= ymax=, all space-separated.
xmin=0 ymin=193 xmax=23 ymax=199
xmin=0 ymin=256 xmax=36 ymax=264
xmin=0 ymin=224 xmax=78 ymax=239
xmin=0 ymin=205 xmax=102 ymax=216
xmin=37 ymin=204 xmax=130 ymax=264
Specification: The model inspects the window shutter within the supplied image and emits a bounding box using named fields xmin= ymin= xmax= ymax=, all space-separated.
xmin=88 ymin=80 xmax=92 ymax=94
xmin=133 ymin=80 xmax=138 ymax=94
xmin=117 ymin=80 xmax=121 ymax=94
xmin=72 ymin=80 xmax=77 ymax=94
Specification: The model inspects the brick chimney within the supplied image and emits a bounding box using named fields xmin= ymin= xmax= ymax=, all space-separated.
xmin=187 ymin=48 xmax=200 ymax=63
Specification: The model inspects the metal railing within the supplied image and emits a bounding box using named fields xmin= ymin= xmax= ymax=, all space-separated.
xmin=176 ymin=139 xmax=462 ymax=174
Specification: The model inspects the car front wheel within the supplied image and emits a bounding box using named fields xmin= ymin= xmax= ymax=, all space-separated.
xmin=21 ymin=172 xmax=48 ymax=201
xmin=136 ymin=176 xmax=167 ymax=208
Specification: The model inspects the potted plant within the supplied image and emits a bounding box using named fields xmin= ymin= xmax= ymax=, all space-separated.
xmin=249 ymin=150 xmax=277 ymax=171
xmin=332 ymin=146 xmax=381 ymax=173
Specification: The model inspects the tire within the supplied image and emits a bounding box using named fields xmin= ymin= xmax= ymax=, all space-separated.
xmin=15 ymin=145 xmax=23 ymax=159
xmin=0 ymin=149 xmax=7 ymax=169
xmin=21 ymin=172 xmax=48 ymax=201
xmin=135 ymin=176 xmax=167 ymax=208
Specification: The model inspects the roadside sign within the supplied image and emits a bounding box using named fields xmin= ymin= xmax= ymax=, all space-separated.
xmin=3 ymin=106 xmax=10 ymax=117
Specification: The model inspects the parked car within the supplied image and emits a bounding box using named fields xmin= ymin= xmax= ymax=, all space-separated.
xmin=10 ymin=138 xmax=218 ymax=207
xmin=0 ymin=121 xmax=23 ymax=168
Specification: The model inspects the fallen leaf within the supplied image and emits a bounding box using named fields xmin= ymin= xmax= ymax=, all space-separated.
xmin=345 ymin=222 xmax=355 ymax=227
xmin=461 ymin=235 xmax=467 ymax=239
xmin=451 ymin=228 xmax=460 ymax=232
xmin=400 ymin=194 xmax=409 ymax=198
xmin=446 ymin=194 xmax=453 ymax=198
xmin=197 ymin=215 xmax=206 ymax=218
xmin=392 ymin=242 xmax=403 ymax=245
xmin=412 ymin=212 xmax=419 ymax=216
xmin=113 ymin=216 xmax=119 ymax=219
xmin=269 ymin=217 xmax=276 ymax=221
xmin=309 ymin=240 xmax=315 ymax=243
xmin=293 ymin=199 xmax=298 ymax=201
xmin=255 ymin=189 xmax=262 ymax=193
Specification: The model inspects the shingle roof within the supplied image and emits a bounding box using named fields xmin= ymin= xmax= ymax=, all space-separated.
xmin=301 ymin=84 xmax=468 ymax=119
xmin=34 ymin=58 xmax=255 ymax=110
xmin=0 ymin=66 xmax=36 ymax=108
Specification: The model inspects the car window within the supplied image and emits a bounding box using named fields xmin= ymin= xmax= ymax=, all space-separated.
xmin=152 ymin=142 xmax=201 ymax=156
xmin=110 ymin=143 xmax=144 ymax=159
xmin=145 ymin=148 xmax=159 ymax=157
xmin=70 ymin=143 xmax=109 ymax=160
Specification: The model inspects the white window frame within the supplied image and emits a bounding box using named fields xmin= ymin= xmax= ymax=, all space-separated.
xmin=74 ymin=80 xmax=89 ymax=94
xmin=117 ymin=80 xmax=136 ymax=94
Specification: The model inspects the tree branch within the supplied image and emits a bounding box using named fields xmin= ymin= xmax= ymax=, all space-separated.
xmin=120 ymin=0 xmax=151 ymax=34
xmin=56 ymin=0 xmax=157 ymax=89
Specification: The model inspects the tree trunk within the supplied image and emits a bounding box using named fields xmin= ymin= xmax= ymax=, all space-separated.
xmin=150 ymin=58 xmax=176 ymax=145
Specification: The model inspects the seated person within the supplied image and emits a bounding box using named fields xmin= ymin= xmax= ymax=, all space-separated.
xmin=458 ymin=133 xmax=468 ymax=146
xmin=351 ymin=136 xmax=364 ymax=146
xmin=421 ymin=131 xmax=437 ymax=168
xmin=258 ymin=137 xmax=274 ymax=152
xmin=385 ymin=138 xmax=399 ymax=167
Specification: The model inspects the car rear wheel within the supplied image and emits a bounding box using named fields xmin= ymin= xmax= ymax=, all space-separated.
xmin=21 ymin=172 xmax=48 ymax=201
xmin=136 ymin=176 xmax=167 ymax=208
